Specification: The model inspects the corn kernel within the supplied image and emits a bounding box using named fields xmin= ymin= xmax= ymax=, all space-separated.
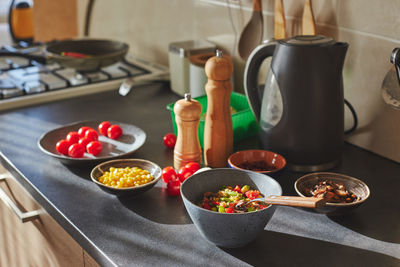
xmin=97 ymin=166 xmax=154 ymax=188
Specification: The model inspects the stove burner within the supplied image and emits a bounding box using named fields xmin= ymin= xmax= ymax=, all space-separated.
xmin=0 ymin=77 xmax=16 ymax=89
xmin=0 ymin=43 xmax=168 ymax=110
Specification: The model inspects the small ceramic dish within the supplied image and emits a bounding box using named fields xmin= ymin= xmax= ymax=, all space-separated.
xmin=294 ymin=172 xmax=370 ymax=216
xmin=38 ymin=120 xmax=146 ymax=166
xmin=91 ymin=158 xmax=161 ymax=197
xmin=228 ymin=149 xmax=286 ymax=174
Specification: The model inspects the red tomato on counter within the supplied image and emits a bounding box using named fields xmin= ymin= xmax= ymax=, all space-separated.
xmin=184 ymin=162 xmax=201 ymax=173
xmin=78 ymin=137 xmax=91 ymax=148
xmin=162 ymin=166 xmax=178 ymax=183
xmin=78 ymin=126 xmax=92 ymax=138
xmin=167 ymin=180 xmax=181 ymax=196
xmin=107 ymin=125 xmax=123 ymax=139
xmin=66 ymin=131 xmax=80 ymax=144
xmin=56 ymin=139 xmax=71 ymax=155
xmin=98 ymin=121 xmax=111 ymax=136
xmin=85 ymin=129 xmax=99 ymax=142
xmin=163 ymin=133 xmax=176 ymax=148
xmin=178 ymin=166 xmax=194 ymax=183
xmin=86 ymin=141 xmax=102 ymax=156
xmin=68 ymin=143 xmax=85 ymax=158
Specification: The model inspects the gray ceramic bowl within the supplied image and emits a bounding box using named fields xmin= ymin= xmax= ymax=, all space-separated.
xmin=91 ymin=158 xmax=161 ymax=197
xmin=180 ymin=168 xmax=282 ymax=248
xmin=294 ymin=172 xmax=370 ymax=216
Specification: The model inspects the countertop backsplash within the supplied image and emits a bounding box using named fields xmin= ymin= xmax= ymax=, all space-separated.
xmin=76 ymin=0 xmax=400 ymax=164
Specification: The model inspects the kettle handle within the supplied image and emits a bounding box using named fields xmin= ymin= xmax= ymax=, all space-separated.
xmin=243 ymin=41 xmax=277 ymax=121
xmin=8 ymin=0 xmax=16 ymax=43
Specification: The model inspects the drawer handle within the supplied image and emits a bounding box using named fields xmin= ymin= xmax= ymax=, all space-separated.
xmin=0 ymin=176 xmax=41 ymax=223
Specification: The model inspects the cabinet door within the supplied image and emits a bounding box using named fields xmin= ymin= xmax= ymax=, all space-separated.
xmin=0 ymin=164 xmax=84 ymax=267
xmin=84 ymin=250 xmax=100 ymax=267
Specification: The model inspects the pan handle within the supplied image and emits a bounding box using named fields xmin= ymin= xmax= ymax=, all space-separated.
xmin=0 ymin=51 xmax=47 ymax=65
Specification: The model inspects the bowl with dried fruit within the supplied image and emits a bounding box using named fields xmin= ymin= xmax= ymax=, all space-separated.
xmin=91 ymin=159 xmax=162 ymax=197
xmin=294 ymin=172 xmax=370 ymax=216
xmin=227 ymin=150 xmax=286 ymax=175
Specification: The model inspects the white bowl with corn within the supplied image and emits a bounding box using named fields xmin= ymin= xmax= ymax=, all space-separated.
xmin=91 ymin=158 xmax=162 ymax=196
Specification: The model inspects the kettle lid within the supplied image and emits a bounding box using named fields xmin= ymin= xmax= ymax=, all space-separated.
xmin=283 ymin=35 xmax=335 ymax=46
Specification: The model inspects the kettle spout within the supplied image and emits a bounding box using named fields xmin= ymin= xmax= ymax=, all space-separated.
xmin=330 ymin=42 xmax=349 ymax=72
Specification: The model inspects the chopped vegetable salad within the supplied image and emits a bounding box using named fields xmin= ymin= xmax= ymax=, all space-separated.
xmin=199 ymin=185 xmax=269 ymax=213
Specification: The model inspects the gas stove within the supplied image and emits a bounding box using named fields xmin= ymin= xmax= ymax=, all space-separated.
xmin=0 ymin=43 xmax=169 ymax=111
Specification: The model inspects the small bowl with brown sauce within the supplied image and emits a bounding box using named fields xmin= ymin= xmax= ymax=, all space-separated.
xmin=294 ymin=172 xmax=370 ymax=216
xmin=228 ymin=150 xmax=286 ymax=175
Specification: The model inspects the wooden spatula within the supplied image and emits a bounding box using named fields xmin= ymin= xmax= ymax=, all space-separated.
xmin=235 ymin=195 xmax=326 ymax=211
xmin=302 ymin=0 xmax=316 ymax=35
xmin=274 ymin=0 xmax=286 ymax=40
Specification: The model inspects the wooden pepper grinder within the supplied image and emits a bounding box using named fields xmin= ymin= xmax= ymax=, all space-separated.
xmin=173 ymin=93 xmax=202 ymax=170
xmin=203 ymin=50 xmax=234 ymax=167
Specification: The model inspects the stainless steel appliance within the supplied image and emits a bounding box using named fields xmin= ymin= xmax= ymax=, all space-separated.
xmin=0 ymin=42 xmax=168 ymax=111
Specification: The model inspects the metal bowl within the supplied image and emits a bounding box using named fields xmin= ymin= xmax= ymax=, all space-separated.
xmin=180 ymin=168 xmax=282 ymax=248
xmin=294 ymin=172 xmax=370 ymax=216
xmin=91 ymin=159 xmax=161 ymax=197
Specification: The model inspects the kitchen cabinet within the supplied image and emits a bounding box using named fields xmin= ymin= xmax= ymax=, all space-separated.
xmin=0 ymin=164 xmax=99 ymax=267
xmin=33 ymin=0 xmax=78 ymax=42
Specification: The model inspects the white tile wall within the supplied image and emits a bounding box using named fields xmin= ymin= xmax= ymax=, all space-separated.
xmin=79 ymin=0 xmax=400 ymax=163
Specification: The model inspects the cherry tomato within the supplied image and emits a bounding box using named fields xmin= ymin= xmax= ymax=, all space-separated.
xmin=162 ymin=166 xmax=178 ymax=183
xmin=66 ymin=131 xmax=80 ymax=144
xmin=98 ymin=121 xmax=111 ymax=136
xmin=86 ymin=141 xmax=102 ymax=156
xmin=68 ymin=143 xmax=85 ymax=158
xmin=245 ymin=190 xmax=260 ymax=200
xmin=233 ymin=185 xmax=242 ymax=193
xmin=225 ymin=207 xmax=234 ymax=213
xmin=78 ymin=126 xmax=92 ymax=138
xmin=178 ymin=166 xmax=194 ymax=183
xmin=184 ymin=162 xmax=201 ymax=173
xmin=85 ymin=129 xmax=99 ymax=142
xmin=107 ymin=124 xmax=123 ymax=139
xmin=56 ymin=139 xmax=71 ymax=155
xmin=78 ymin=137 xmax=91 ymax=148
xmin=163 ymin=133 xmax=176 ymax=148
xmin=203 ymin=201 xmax=211 ymax=210
xmin=166 ymin=180 xmax=181 ymax=196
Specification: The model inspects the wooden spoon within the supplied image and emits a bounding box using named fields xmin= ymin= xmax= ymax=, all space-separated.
xmin=302 ymin=0 xmax=316 ymax=35
xmin=238 ymin=0 xmax=263 ymax=60
xmin=274 ymin=0 xmax=286 ymax=40
xmin=235 ymin=195 xmax=326 ymax=211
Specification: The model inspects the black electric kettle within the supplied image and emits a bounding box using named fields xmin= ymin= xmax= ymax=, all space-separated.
xmin=244 ymin=35 xmax=349 ymax=172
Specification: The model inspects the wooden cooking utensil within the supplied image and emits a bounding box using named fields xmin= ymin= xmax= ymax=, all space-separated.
xmin=235 ymin=195 xmax=326 ymax=210
xmin=274 ymin=0 xmax=286 ymax=40
xmin=302 ymin=0 xmax=316 ymax=35
xmin=238 ymin=0 xmax=263 ymax=60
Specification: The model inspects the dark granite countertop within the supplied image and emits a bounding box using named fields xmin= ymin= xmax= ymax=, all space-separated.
xmin=0 ymin=83 xmax=399 ymax=266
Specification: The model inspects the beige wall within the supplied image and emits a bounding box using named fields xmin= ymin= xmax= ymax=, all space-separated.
xmin=79 ymin=0 xmax=400 ymax=163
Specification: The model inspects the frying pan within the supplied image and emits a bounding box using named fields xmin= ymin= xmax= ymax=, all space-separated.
xmin=0 ymin=39 xmax=129 ymax=72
